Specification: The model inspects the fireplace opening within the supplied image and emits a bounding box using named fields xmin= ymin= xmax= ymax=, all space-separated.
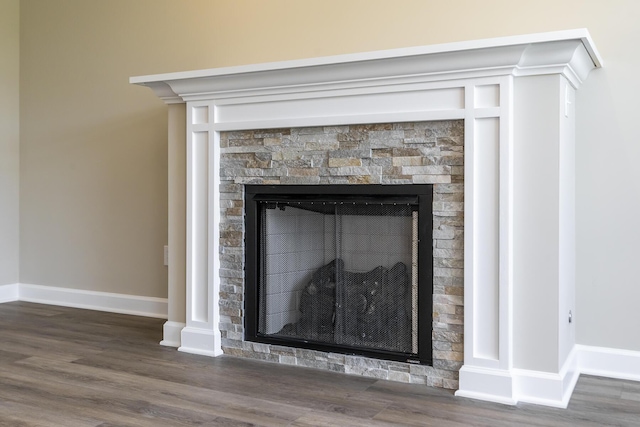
xmin=245 ymin=185 xmax=433 ymax=365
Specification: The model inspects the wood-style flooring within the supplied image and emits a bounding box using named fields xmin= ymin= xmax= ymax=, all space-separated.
xmin=0 ymin=301 xmax=639 ymax=426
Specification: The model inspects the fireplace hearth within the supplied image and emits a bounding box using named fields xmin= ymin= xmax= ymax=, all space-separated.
xmin=244 ymin=184 xmax=433 ymax=364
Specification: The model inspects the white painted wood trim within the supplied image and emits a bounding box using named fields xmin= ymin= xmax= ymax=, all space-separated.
xmin=578 ymin=344 xmax=640 ymax=382
xmin=459 ymin=345 xmax=640 ymax=407
xmin=184 ymin=101 xmax=222 ymax=357
xmin=179 ymin=326 xmax=223 ymax=357
xmin=513 ymin=346 xmax=579 ymax=408
xmin=0 ymin=283 xmax=19 ymax=303
xmin=456 ymin=365 xmax=516 ymax=405
xmin=458 ymin=346 xmax=579 ymax=407
xmin=17 ymin=283 xmax=168 ymax=318
xmin=131 ymin=29 xmax=601 ymax=97
xmin=160 ymin=320 xmax=185 ymax=347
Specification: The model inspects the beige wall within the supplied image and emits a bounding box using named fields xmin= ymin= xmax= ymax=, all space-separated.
xmin=17 ymin=0 xmax=640 ymax=350
xmin=0 ymin=0 xmax=20 ymax=287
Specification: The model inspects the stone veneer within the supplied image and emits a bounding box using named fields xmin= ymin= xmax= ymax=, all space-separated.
xmin=217 ymin=120 xmax=464 ymax=389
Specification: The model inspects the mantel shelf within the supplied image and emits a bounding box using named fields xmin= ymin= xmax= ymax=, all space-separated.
xmin=131 ymin=29 xmax=601 ymax=104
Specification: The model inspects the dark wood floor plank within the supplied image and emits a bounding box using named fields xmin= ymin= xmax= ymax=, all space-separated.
xmin=290 ymin=410 xmax=401 ymax=427
xmin=13 ymin=356 xmax=309 ymax=427
xmin=1 ymin=301 xmax=640 ymax=426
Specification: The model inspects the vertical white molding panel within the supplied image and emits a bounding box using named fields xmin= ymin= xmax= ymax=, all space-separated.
xmin=180 ymin=101 xmax=222 ymax=357
xmin=162 ymin=103 xmax=188 ymax=348
xmin=457 ymin=77 xmax=515 ymax=404
xmin=498 ymin=77 xmax=514 ymax=372
xmin=473 ymin=116 xmax=500 ymax=361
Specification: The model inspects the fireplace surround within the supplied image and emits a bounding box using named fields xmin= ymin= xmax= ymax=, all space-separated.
xmin=131 ymin=29 xmax=602 ymax=407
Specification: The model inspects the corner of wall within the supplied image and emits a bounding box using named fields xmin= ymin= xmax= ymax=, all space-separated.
xmin=0 ymin=283 xmax=19 ymax=303
xmin=0 ymin=0 xmax=20 ymax=287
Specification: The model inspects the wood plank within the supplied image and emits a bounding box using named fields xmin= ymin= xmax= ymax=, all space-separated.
xmin=1 ymin=301 xmax=639 ymax=426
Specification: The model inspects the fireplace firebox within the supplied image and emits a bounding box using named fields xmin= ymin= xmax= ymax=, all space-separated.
xmin=245 ymin=185 xmax=433 ymax=365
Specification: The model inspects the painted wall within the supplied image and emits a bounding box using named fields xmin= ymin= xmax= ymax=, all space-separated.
xmin=17 ymin=0 xmax=640 ymax=351
xmin=18 ymin=0 xmax=220 ymax=297
xmin=0 ymin=0 xmax=20 ymax=287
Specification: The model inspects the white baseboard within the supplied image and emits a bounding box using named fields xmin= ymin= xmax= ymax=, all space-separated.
xmin=0 ymin=283 xmax=19 ymax=303
xmin=179 ymin=326 xmax=223 ymax=357
xmin=16 ymin=283 xmax=167 ymax=319
xmin=577 ymin=344 xmax=640 ymax=382
xmin=456 ymin=365 xmax=517 ymax=405
xmin=160 ymin=320 xmax=185 ymax=347
xmin=457 ymin=346 xmax=579 ymax=408
xmin=458 ymin=345 xmax=640 ymax=408
xmin=513 ymin=347 xmax=579 ymax=408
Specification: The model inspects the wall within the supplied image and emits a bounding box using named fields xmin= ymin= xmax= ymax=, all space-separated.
xmin=17 ymin=0 xmax=640 ymax=351
xmin=19 ymin=0 xmax=220 ymax=297
xmin=0 ymin=0 xmax=20 ymax=287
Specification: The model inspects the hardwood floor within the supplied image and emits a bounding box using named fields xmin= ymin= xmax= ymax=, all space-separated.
xmin=0 ymin=302 xmax=639 ymax=426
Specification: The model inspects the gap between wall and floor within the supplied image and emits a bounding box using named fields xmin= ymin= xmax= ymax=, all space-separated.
xmin=0 ymin=282 xmax=638 ymax=408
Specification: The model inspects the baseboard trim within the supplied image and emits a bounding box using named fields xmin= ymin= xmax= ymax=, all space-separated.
xmin=160 ymin=320 xmax=185 ymax=347
xmin=457 ymin=346 xmax=580 ymax=408
xmin=577 ymin=344 xmax=640 ymax=382
xmin=0 ymin=283 xmax=19 ymax=303
xmin=456 ymin=365 xmax=517 ymax=405
xmin=513 ymin=347 xmax=579 ymax=409
xmin=17 ymin=283 xmax=167 ymax=319
xmin=458 ymin=345 xmax=640 ymax=408
xmin=179 ymin=326 xmax=223 ymax=357
xmin=512 ymin=370 xmax=572 ymax=408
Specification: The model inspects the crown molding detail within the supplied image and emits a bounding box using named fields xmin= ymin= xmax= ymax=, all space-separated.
xmin=131 ymin=29 xmax=601 ymax=105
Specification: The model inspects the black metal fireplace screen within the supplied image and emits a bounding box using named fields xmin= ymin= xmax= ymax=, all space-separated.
xmin=245 ymin=185 xmax=432 ymax=365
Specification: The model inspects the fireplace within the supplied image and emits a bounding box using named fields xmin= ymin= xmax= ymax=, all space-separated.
xmin=217 ymin=120 xmax=463 ymax=384
xmin=131 ymin=29 xmax=601 ymax=407
xmin=244 ymin=184 xmax=433 ymax=364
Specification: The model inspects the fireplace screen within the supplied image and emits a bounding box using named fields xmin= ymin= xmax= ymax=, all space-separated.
xmin=245 ymin=185 xmax=432 ymax=364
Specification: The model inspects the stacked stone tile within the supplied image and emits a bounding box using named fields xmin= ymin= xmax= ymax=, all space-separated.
xmin=218 ymin=120 xmax=464 ymax=390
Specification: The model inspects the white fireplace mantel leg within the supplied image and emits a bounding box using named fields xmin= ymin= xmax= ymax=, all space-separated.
xmin=455 ymin=77 xmax=516 ymax=404
xmin=160 ymin=103 xmax=188 ymax=348
xmin=178 ymin=103 xmax=222 ymax=357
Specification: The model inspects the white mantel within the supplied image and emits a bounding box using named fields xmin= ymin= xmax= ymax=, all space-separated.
xmin=131 ymin=29 xmax=601 ymax=407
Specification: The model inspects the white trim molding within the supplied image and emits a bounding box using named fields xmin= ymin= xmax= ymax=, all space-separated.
xmin=17 ymin=283 xmax=167 ymax=319
xmin=0 ymin=283 xmax=19 ymax=303
xmin=457 ymin=346 xmax=580 ymax=409
xmin=131 ymin=29 xmax=601 ymax=407
xmin=160 ymin=320 xmax=186 ymax=347
xmin=512 ymin=347 xmax=580 ymax=408
xmin=131 ymin=29 xmax=601 ymax=107
xmin=578 ymin=345 xmax=640 ymax=382
xmin=456 ymin=365 xmax=517 ymax=405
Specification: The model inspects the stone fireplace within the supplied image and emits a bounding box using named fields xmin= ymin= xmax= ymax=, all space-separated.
xmin=131 ymin=29 xmax=601 ymax=407
xmin=221 ymin=121 xmax=463 ymax=384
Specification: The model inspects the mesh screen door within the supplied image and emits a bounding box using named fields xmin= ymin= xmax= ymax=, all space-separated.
xmin=245 ymin=185 xmax=432 ymax=365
